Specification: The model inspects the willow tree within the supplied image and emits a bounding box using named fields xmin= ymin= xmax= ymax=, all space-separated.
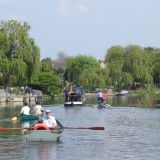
xmin=0 ymin=20 xmax=40 ymax=90
xmin=65 ymin=55 xmax=99 ymax=85
xmin=150 ymin=48 xmax=160 ymax=85
xmin=105 ymin=46 xmax=125 ymax=85
xmin=79 ymin=67 xmax=106 ymax=88
xmin=124 ymin=45 xmax=152 ymax=84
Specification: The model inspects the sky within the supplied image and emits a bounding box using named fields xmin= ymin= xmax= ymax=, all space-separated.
xmin=0 ymin=0 xmax=160 ymax=60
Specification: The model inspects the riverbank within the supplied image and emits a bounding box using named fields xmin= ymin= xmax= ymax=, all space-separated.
xmin=0 ymin=93 xmax=43 ymax=105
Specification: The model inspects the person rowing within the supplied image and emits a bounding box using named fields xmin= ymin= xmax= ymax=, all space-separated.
xmin=42 ymin=110 xmax=57 ymax=129
xmin=18 ymin=101 xmax=30 ymax=116
xmin=33 ymin=101 xmax=44 ymax=116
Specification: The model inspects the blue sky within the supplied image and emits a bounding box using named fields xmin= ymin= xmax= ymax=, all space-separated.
xmin=0 ymin=0 xmax=160 ymax=60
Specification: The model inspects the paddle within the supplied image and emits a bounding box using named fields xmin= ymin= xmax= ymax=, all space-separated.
xmin=55 ymin=119 xmax=105 ymax=130
xmin=0 ymin=126 xmax=105 ymax=131
xmin=11 ymin=116 xmax=18 ymax=121
xmin=0 ymin=128 xmax=23 ymax=131
xmin=63 ymin=126 xmax=105 ymax=130
xmin=11 ymin=113 xmax=22 ymax=121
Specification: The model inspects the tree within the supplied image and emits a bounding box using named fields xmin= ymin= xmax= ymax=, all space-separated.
xmin=124 ymin=45 xmax=153 ymax=84
xmin=79 ymin=67 xmax=106 ymax=88
xmin=65 ymin=55 xmax=100 ymax=86
xmin=37 ymin=72 xmax=61 ymax=94
xmin=41 ymin=57 xmax=52 ymax=72
xmin=105 ymin=46 xmax=125 ymax=85
xmin=0 ymin=20 xmax=40 ymax=90
xmin=150 ymin=49 xmax=160 ymax=85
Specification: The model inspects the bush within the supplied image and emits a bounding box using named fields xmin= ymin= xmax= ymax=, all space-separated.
xmin=136 ymin=85 xmax=157 ymax=107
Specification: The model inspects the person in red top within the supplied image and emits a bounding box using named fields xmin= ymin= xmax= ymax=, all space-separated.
xmin=102 ymin=90 xmax=108 ymax=103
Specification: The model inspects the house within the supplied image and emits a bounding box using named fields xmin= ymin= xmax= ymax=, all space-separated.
xmin=50 ymin=60 xmax=66 ymax=70
xmin=98 ymin=60 xmax=106 ymax=69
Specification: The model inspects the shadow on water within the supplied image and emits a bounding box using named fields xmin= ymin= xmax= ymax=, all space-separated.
xmin=86 ymin=94 xmax=137 ymax=107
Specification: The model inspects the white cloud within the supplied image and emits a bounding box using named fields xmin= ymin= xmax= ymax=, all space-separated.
xmin=57 ymin=0 xmax=90 ymax=17
xmin=74 ymin=4 xmax=90 ymax=14
xmin=57 ymin=0 xmax=71 ymax=16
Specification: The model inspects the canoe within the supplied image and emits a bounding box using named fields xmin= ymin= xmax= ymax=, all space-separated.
xmin=24 ymin=120 xmax=64 ymax=142
xmin=20 ymin=114 xmax=40 ymax=121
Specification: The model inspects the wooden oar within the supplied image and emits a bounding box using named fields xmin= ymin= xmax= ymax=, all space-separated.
xmin=63 ymin=126 xmax=105 ymax=130
xmin=0 ymin=126 xmax=105 ymax=131
xmin=55 ymin=119 xmax=105 ymax=130
xmin=0 ymin=128 xmax=23 ymax=131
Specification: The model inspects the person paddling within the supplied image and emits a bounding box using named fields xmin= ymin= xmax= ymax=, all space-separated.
xmin=33 ymin=101 xmax=44 ymax=116
xmin=20 ymin=102 xmax=30 ymax=115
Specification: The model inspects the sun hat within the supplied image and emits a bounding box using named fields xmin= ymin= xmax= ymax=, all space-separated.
xmin=46 ymin=109 xmax=51 ymax=113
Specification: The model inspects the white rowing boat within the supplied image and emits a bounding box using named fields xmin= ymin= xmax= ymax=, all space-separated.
xmin=24 ymin=120 xmax=64 ymax=142
xmin=24 ymin=129 xmax=63 ymax=142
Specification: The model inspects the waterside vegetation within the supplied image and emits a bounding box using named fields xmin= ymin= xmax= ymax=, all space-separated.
xmin=1 ymin=20 xmax=160 ymax=107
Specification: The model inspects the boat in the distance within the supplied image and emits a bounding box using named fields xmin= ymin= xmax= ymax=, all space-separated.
xmin=24 ymin=120 xmax=64 ymax=142
xmin=64 ymin=91 xmax=86 ymax=106
xmin=116 ymin=90 xmax=128 ymax=96
xmin=97 ymin=102 xmax=111 ymax=108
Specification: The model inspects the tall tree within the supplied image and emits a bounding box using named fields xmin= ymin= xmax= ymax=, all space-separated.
xmin=150 ymin=48 xmax=160 ymax=84
xmin=0 ymin=20 xmax=40 ymax=90
xmin=124 ymin=45 xmax=152 ymax=84
xmin=65 ymin=55 xmax=99 ymax=86
xmin=105 ymin=46 xmax=125 ymax=85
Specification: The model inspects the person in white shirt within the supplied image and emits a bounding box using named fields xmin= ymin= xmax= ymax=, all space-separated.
xmin=19 ymin=102 xmax=30 ymax=115
xmin=43 ymin=110 xmax=57 ymax=128
xmin=34 ymin=101 xmax=44 ymax=115
xmin=97 ymin=90 xmax=103 ymax=103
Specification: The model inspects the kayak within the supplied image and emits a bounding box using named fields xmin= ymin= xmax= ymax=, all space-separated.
xmin=20 ymin=114 xmax=40 ymax=121
xmin=24 ymin=120 xmax=64 ymax=142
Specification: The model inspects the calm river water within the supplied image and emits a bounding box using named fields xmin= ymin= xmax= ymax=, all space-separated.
xmin=0 ymin=95 xmax=160 ymax=160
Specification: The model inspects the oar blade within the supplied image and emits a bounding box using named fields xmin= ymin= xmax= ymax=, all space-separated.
xmin=11 ymin=117 xmax=18 ymax=121
xmin=0 ymin=128 xmax=22 ymax=131
xmin=64 ymin=126 xmax=105 ymax=130
xmin=89 ymin=127 xmax=105 ymax=130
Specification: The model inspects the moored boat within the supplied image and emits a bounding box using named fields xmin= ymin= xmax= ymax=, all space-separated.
xmin=24 ymin=120 xmax=64 ymax=142
xmin=116 ymin=90 xmax=128 ymax=96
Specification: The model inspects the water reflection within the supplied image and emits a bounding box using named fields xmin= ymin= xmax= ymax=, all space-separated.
xmin=21 ymin=121 xmax=30 ymax=128
xmin=0 ymin=94 xmax=137 ymax=108
xmin=25 ymin=142 xmax=57 ymax=160
xmin=85 ymin=94 xmax=137 ymax=107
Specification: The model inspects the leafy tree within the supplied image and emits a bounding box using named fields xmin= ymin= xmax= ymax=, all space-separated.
xmin=41 ymin=57 xmax=52 ymax=72
xmin=150 ymin=49 xmax=160 ymax=85
xmin=79 ymin=67 xmax=106 ymax=88
xmin=0 ymin=20 xmax=40 ymax=90
xmin=124 ymin=45 xmax=153 ymax=84
xmin=37 ymin=72 xmax=61 ymax=94
xmin=65 ymin=55 xmax=99 ymax=85
xmin=105 ymin=46 xmax=125 ymax=85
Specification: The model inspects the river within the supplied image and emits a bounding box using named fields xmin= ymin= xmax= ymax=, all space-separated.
xmin=0 ymin=95 xmax=160 ymax=160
